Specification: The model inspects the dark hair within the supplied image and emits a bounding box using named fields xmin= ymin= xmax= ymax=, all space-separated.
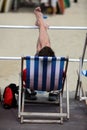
xmin=38 ymin=46 xmax=55 ymax=57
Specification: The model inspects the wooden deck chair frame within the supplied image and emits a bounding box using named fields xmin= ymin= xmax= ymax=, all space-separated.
xmin=75 ymin=33 xmax=87 ymax=103
xmin=18 ymin=56 xmax=69 ymax=124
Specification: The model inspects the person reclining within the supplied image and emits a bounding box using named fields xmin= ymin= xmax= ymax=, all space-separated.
xmin=23 ymin=7 xmax=58 ymax=101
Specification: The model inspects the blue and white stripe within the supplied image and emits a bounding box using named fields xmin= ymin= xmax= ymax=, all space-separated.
xmin=25 ymin=56 xmax=65 ymax=91
xmin=81 ymin=70 xmax=87 ymax=77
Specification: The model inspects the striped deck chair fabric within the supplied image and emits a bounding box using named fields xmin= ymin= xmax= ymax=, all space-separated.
xmin=24 ymin=56 xmax=65 ymax=92
xmin=18 ymin=56 xmax=69 ymax=124
xmin=81 ymin=70 xmax=87 ymax=77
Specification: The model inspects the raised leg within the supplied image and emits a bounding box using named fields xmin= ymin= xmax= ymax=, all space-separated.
xmin=34 ymin=7 xmax=50 ymax=53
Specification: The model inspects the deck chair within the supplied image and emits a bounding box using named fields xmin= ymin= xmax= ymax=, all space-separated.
xmin=75 ymin=34 xmax=87 ymax=104
xmin=18 ymin=56 xmax=69 ymax=124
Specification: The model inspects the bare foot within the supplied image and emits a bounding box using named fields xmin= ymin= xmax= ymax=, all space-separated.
xmin=34 ymin=7 xmax=49 ymax=29
xmin=34 ymin=7 xmax=42 ymax=19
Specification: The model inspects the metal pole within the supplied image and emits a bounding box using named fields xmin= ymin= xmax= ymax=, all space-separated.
xmin=0 ymin=57 xmax=21 ymax=60
xmin=0 ymin=57 xmax=87 ymax=62
xmin=0 ymin=25 xmax=87 ymax=30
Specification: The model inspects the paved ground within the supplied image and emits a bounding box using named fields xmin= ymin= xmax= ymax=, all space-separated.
xmin=0 ymin=92 xmax=87 ymax=130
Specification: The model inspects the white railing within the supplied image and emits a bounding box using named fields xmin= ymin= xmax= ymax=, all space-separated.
xmin=0 ymin=25 xmax=87 ymax=30
xmin=0 ymin=57 xmax=87 ymax=62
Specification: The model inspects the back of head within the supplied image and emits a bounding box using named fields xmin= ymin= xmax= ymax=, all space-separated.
xmin=38 ymin=46 xmax=55 ymax=57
